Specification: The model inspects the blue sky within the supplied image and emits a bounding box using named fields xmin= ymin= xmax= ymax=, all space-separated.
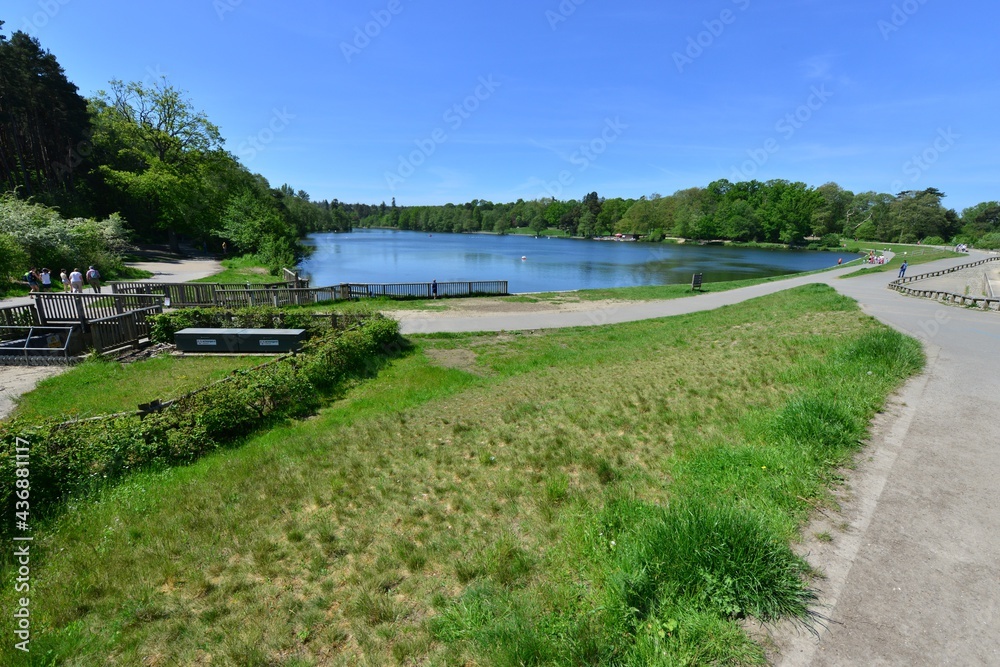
xmin=6 ymin=0 xmax=999 ymax=212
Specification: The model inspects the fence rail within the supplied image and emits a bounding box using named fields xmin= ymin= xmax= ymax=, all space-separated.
xmin=89 ymin=306 xmax=164 ymax=353
xmin=211 ymin=286 xmax=340 ymax=308
xmin=0 ymin=303 xmax=40 ymax=328
xmin=110 ymin=279 xmax=508 ymax=307
xmin=34 ymin=293 xmax=164 ymax=325
xmin=889 ymin=255 xmax=1000 ymax=311
xmin=340 ymin=280 xmax=509 ymax=299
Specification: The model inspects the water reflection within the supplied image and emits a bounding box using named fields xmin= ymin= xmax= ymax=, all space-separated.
xmin=300 ymin=229 xmax=839 ymax=293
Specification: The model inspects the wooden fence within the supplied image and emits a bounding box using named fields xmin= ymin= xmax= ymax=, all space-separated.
xmin=110 ymin=279 xmax=508 ymax=307
xmin=212 ymin=286 xmax=340 ymax=308
xmin=34 ymin=293 xmax=164 ymax=325
xmin=89 ymin=306 xmax=164 ymax=353
xmin=889 ymin=255 xmax=1000 ymax=311
xmin=339 ymin=280 xmax=509 ymax=300
xmin=0 ymin=303 xmax=40 ymax=328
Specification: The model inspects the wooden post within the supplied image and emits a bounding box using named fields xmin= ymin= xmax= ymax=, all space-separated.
xmin=73 ymin=295 xmax=87 ymax=328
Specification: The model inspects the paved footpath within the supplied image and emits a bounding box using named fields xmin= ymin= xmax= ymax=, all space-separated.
xmin=0 ymin=257 xmax=222 ymax=309
xmin=401 ymin=252 xmax=1000 ymax=667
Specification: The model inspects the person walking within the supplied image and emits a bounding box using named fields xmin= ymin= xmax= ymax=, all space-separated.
xmin=898 ymin=260 xmax=908 ymax=279
xmin=86 ymin=266 xmax=102 ymax=293
xmin=40 ymin=268 xmax=52 ymax=292
xmin=59 ymin=269 xmax=69 ymax=291
xmin=69 ymin=268 xmax=84 ymax=293
xmin=431 ymin=279 xmax=438 ymax=299
xmin=23 ymin=268 xmax=40 ymax=293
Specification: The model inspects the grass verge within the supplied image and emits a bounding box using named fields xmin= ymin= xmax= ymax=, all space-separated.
xmin=11 ymin=355 xmax=265 ymax=421
xmin=193 ymin=255 xmax=287 ymax=284
xmin=840 ymin=241 xmax=963 ymax=277
xmin=0 ymin=285 xmax=923 ymax=665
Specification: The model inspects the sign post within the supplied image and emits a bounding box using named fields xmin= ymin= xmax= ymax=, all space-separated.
xmin=691 ymin=273 xmax=704 ymax=291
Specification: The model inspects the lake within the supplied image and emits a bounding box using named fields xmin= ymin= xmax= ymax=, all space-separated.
xmin=299 ymin=228 xmax=842 ymax=293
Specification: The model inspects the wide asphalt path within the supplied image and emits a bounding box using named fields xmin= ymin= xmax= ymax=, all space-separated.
xmin=402 ymin=252 xmax=1000 ymax=666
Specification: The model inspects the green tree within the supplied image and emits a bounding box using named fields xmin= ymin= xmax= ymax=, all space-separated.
xmin=0 ymin=25 xmax=90 ymax=198
xmin=90 ymin=78 xmax=224 ymax=251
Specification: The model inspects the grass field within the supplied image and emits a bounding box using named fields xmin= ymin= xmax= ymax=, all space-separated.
xmin=12 ymin=355 xmax=266 ymax=421
xmin=0 ymin=285 xmax=923 ymax=665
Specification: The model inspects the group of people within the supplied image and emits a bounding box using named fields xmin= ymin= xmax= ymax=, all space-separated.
xmin=22 ymin=266 xmax=102 ymax=294
xmin=866 ymin=251 xmax=888 ymax=265
xmin=955 ymin=243 xmax=969 ymax=253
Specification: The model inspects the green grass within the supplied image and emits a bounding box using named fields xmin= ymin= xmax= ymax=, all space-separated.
xmin=192 ymin=255 xmax=286 ymax=284
xmin=12 ymin=355 xmax=265 ymax=421
xmin=508 ymin=227 xmax=570 ymax=237
xmin=0 ymin=285 xmax=923 ymax=665
xmin=839 ymin=240 xmax=963 ymax=277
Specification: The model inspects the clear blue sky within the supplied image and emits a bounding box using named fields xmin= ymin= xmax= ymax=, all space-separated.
xmin=6 ymin=0 xmax=999 ymax=212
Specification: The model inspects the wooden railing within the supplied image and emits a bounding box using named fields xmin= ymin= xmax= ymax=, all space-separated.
xmin=89 ymin=306 xmax=163 ymax=353
xmin=110 ymin=279 xmax=509 ymax=307
xmin=340 ymin=280 xmax=509 ymax=299
xmin=111 ymin=282 xmax=218 ymax=307
xmin=0 ymin=303 xmax=40 ymax=328
xmin=889 ymin=255 xmax=1000 ymax=311
xmin=212 ymin=286 xmax=340 ymax=308
xmin=34 ymin=293 xmax=164 ymax=325
xmin=282 ymin=268 xmax=309 ymax=288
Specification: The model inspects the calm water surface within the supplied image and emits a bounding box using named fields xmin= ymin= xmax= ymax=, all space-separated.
xmin=300 ymin=229 xmax=841 ymax=293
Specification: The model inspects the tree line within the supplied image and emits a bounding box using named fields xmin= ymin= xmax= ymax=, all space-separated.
xmin=361 ymin=183 xmax=1000 ymax=250
xmin=0 ymin=22 xmax=357 ymax=285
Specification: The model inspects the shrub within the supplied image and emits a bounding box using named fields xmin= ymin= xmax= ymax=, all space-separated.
xmin=0 ymin=316 xmax=400 ymax=535
xmin=978 ymin=232 xmax=1000 ymax=249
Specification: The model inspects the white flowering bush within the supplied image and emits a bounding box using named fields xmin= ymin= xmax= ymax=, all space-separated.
xmin=0 ymin=195 xmax=131 ymax=278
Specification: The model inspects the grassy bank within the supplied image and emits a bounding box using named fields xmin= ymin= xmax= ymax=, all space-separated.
xmin=840 ymin=241 xmax=962 ymax=276
xmin=11 ymin=355 xmax=265 ymax=421
xmin=193 ymin=255 xmax=287 ymax=284
xmin=0 ymin=285 xmax=922 ymax=665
